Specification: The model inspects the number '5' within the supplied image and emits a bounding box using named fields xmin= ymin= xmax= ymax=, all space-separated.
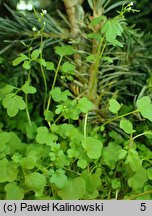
xmin=140 ymin=203 xmax=146 ymax=211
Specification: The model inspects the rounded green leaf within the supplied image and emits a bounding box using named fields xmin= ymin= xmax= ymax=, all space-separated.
xmin=128 ymin=167 xmax=148 ymax=190
xmin=111 ymin=179 xmax=121 ymax=190
xmin=77 ymin=97 xmax=93 ymax=113
xmin=137 ymin=96 xmax=152 ymax=122
xmin=36 ymin=126 xmax=58 ymax=145
xmin=45 ymin=61 xmax=55 ymax=70
xmin=31 ymin=49 xmax=40 ymax=60
xmin=44 ymin=110 xmax=54 ymax=122
xmin=102 ymin=142 xmax=122 ymax=169
xmin=120 ymin=118 xmax=135 ymax=134
xmin=77 ymin=159 xmax=87 ymax=169
xmin=57 ymin=177 xmax=86 ymax=199
xmin=25 ymin=172 xmax=46 ymax=197
xmin=100 ymin=125 xmax=105 ymax=132
xmin=23 ymin=60 xmax=31 ymax=69
xmin=81 ymin=171 xmax=101 ymax=195
xmin=21 ymin=82 xmax=37 ymax=94
xmin=55 ymin=45 xmax=75 ymax=57
xmin=5 ymin=182 xmax=24 ymax=200
xmin=61 ymin=62 xmax=75 ymax=74
xmin=0 ymin=159 xmax=18 ymax=183
xmin=50 ymin=170 xmax=67 ymax=189
xmin=12 ymin=53 xmax=28 ymax=66
xmin=82 ymin=137 xmax=103 ymax=159
xmin=21 ymin=153 xmax=37 ymax=169
xmin=2 ymin=94 xmax=26 ymax=117
xmin=109 ymin=98 xmax=121 ymax=114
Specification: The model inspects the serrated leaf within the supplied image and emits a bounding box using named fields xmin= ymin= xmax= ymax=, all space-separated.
xmin=37 ymin=58 xmax=46 ymax=66
xmin=23 ymin=60 xmax=31 ymax=69
xmin=5 ymin=182 xmax=24 ymax=200
xmin=86 ymin=54 xmax=96 ymax=62
xmin=31 ymin=49 xmax=40 ymax=60
xmin=45 ymin=61 xmax=55 ymax=70
xmin=61 ymin=62 xmax=75 ymax=74
xmin=90 ymin=16 xmax=106 ymax=27
xmin=57 ymin=177 xmax=86 ymax=199
xmin=87 ymin=33 xmax=102 ymax=41
xmin=82 ymin=137 xmax=103 ymax=159
xmin=55 ymin=45 xmax=75 ymax=57
xmin=25 ymin=172 xmax=46 ymax=197
xmin=12 ymin=53 xmax=28 ymax=66
xmin=101 ymin=19 xmax=123 ymax=46
xmin=109 ymin=98 xmax=121 ymax=114
xmin=21 ymin=81 xmax=37 ymax=94
xmin=120 ymin=118 xmax=135 ymax=134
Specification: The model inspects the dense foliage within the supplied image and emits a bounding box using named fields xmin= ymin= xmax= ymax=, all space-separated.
xmin=0 ymin=0 xmax=152 ymax=200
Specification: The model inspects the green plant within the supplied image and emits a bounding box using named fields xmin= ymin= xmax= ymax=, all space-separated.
xmin=0 ymin=2 xmax=152 ymax=200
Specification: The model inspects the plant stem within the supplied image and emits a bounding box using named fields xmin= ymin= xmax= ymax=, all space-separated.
xmin=40 ymin=24 xmax=47 ymax=111
xmin=84 ymin=112 xmax=88 ymax=139
xmin=25 ymin=94 xmax=31 ymax=126
xmin=102 ymin=109 xmax=139 ymax=127
xmin=127 ymin=190 xmax=152 ymax=200
xmin=88 ymin=36 xmax=105 ymax=101
xmin=133 ymin=132 xmax=148 ymax=140
xmin=46 ymin=56 xmax=63 ymax=111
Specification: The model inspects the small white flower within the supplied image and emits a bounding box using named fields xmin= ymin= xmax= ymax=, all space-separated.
xmin=41 ymin=9 xmax=47 ymax=15
xmin=130 ymin=2 xmax=133 ymax=6
xmin=32 ymin=27 xmax=37 ymax=32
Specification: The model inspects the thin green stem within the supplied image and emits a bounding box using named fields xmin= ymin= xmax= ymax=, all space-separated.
xmin=84 ymin=112 xmax=88 ymax=139
xmin=89 ymin=36 xmax=105 ymax=99
xmin=25 ymin=94 xmax=31 ymax=126
xmin=40 ymin=64 xmax=47 ymax=110
xmin=127 ymin=190 xmax=152 ymax=200
xmin=53 ymin=113 xmax=63 ymax=124
xmin=40 ymin=24 xmax=47 ymax=110
xmin=102 ymin=109 xmax=139 ymax=127
xmin=133 ymin=132 xmax=148 ymax=141
xmin=46 ymin=56 xmax=63 ymax=111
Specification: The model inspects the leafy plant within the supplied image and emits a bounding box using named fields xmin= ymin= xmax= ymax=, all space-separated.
xmin=0 ymin=2 xmax=152 ymax=200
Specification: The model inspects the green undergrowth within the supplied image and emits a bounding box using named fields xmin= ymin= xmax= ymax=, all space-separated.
xmin=0 ymin=2 xmax=152 ymax=200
